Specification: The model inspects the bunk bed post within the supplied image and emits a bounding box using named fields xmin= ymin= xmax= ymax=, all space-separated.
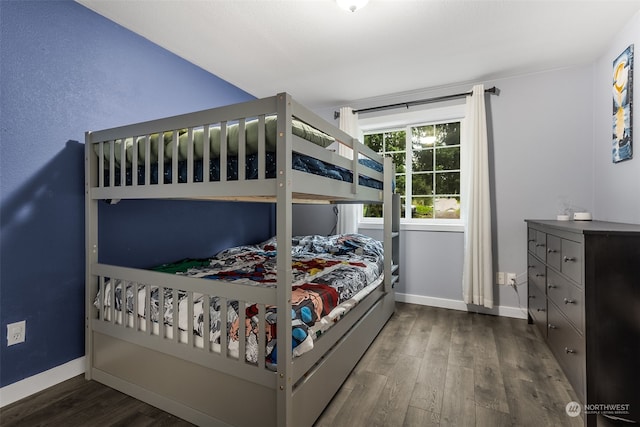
xmin=84 ymin=131 xmax=98 ymax=380
xmin=383 ymin=156 xmax=399 ymax=293
xmin=275 ymin=92 xmax=294 ymax=426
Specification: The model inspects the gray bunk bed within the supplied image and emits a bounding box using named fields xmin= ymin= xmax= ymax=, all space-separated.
xmin=85 ymin=93 xmax=400 ymax=427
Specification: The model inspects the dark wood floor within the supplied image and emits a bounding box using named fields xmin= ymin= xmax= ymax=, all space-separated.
xmin=1 ymin=303 xmax=583 ymax=427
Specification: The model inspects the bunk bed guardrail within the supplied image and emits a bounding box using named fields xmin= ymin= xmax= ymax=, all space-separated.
xmin=86 ymin=94 xmax=385 ymax=203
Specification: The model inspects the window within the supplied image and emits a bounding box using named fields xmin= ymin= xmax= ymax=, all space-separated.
xmin=361 ymin=112 xmax=462 ymax=222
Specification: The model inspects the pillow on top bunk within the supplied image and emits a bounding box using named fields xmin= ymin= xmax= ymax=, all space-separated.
xmin=174 ymin=116 xmax=335 ymax=161
xmin=175 ymin=127 xmax=221 ymax=161
xmin=95 ymin=117 xmax=335 ymax=165
xmin=93 ymin=131 xmax=176 ymax=167
xmin=225 ymin=116 xmax=334 ymax=155
xmin=147 ymin=131 xmax=185 ymax=164
xmin=291 ymin=118 xmax=335 ymax=148
xmin=173 ymin=124 xmax=269 ymax=161
xmin=226 ymin=117 xmax=278 ymax=156
xmin=93 ymin=138 xmax=129 ymax=167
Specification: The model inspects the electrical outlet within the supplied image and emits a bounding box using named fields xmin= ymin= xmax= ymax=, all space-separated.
xmin=7 ymin=320 xmax=26 ymax=346
xmin=506 ymin=273 xmax=517 ymax=286
xmin=496 ymin=272 xmax=505 ymax=285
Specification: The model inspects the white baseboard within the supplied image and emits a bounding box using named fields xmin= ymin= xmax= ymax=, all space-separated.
xmin=0 ymin=357 xmax=85 ymax=408
xmin=395 ymin=292 xmax=528 ymax=319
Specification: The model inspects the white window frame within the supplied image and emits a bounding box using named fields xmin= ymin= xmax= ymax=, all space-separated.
xmin=358 ymin=104 xmax=466 ymax=232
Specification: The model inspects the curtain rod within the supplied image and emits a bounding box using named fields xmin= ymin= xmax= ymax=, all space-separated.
xmin=334 ymin=86 xmax=498 ymax=119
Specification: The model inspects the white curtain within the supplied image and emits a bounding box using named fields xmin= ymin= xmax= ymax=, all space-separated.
xmin=336 ymin=106 xmax=360 ymax=235
xmin=462 ymin=84 xmax=494 ymax=309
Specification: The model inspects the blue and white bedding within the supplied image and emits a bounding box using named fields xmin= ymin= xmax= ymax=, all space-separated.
xmin=103 ymin=152 xmax=383 ymax=189
xmin=95 ymin=234 xmax=384 ymax=367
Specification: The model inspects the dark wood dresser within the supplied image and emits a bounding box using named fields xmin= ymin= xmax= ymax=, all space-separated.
xmin=526 ymin=219 xmax=640 ymax=426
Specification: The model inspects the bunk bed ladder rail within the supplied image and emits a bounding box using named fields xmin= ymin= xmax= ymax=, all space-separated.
xmin=383 ymin=156 xmax=400 ymax=292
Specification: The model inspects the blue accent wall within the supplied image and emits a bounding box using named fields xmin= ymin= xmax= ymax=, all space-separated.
xmin=0 ymin=0 xmax=273 ymax=387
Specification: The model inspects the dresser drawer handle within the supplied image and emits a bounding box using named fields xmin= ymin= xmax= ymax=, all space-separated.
xmin=547 ymin=248 xmax=557 ymax=253
xmin=565 ymin=347 xmax=576 ymax=354
xmin=528 ymin=295 xmax=535 ymax=299
xmin=548 ymin=284 xmax=556 ymax=289
xmin=528 ymin=239 xmax=536 ymax=243
xmin=563 ymin=256 xmax=576 ymax=263
xmin=535 ymin=273 xmax=545 ymax=277
xmin=536 ymin=243 xmax=545 ymax=247
xmin=564 ymin=298 xmax=576 ymax=305
xmin=548 ymin=323 xmax=557 ymax=329
xmin=536 ymin=308 xmax=546 ymax=312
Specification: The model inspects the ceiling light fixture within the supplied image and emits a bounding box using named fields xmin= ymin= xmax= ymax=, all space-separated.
xmin=336 ymin=0 xmax=369 ymax=13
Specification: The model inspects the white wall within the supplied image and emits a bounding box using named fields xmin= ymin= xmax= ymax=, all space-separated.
xmin=309 ymin=64 xmax=595 ymax=317
xmin=593 ymin=10 xmax=640 ymax=224
xmin=485 ymin=66 xmax=595 ymax=312
xmin=357 ymin=226 xmax=467 ymax=307
xmin=293 ymin=204 xmax=337 ymax=236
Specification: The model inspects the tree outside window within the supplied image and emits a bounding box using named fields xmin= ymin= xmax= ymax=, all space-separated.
xmin=363 ymin=120 xmax=461 ymax=220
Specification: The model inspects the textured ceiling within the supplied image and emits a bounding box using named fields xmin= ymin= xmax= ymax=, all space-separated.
xmin=77 ymin=0 xmax=640 ymax=109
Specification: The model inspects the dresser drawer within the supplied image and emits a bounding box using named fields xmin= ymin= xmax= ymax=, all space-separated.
xmin=546 ymin=234 xmax=561 ymax=270
xmin=527 ymin=227 xmax=537 ymax=253
xmin=561 ymin=238 xmax=582 ymax=285
xmin=547 ymin=301 xmax=585 ymax=402
xmin=528 ymin=281 xmax=547 ymax=338
xmin=547 ymin=269 xmax=584 ymax=333
xmin=535 ymin=230 xmax=547 ymax=260
xmin=527 ymin=254 xmax=546 ymax=294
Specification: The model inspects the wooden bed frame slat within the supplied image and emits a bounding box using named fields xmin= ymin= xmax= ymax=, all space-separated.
xmin=258 ymin=115 xmax=266 ymax=181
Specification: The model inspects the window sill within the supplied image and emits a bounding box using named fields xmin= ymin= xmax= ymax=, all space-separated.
xmin=358 ymin=221 xmax=464 ymax=233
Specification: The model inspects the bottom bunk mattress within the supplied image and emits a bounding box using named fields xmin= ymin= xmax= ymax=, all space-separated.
xmin=94 ymin=234 xmax=384 ymax=368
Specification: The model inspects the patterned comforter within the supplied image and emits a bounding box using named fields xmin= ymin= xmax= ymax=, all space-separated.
xmin=95 ymin=234 xmax=384 ymax=366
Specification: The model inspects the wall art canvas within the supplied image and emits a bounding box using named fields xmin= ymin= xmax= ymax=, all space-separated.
xmin=613 ymin=44 xmax=633 ymax=163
